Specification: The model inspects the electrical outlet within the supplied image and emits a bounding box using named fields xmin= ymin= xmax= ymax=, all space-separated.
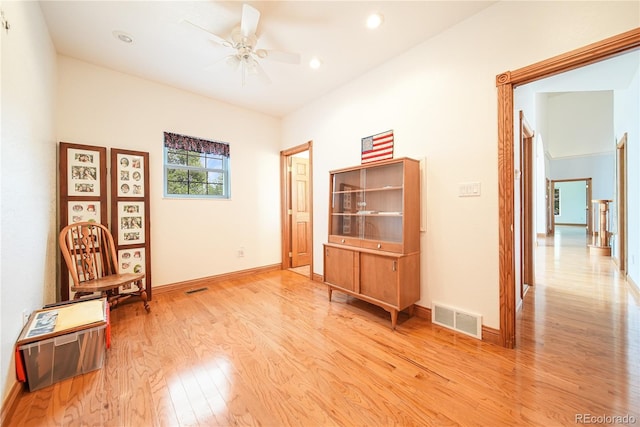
xmin=238 ymin=247 xmax=245 ymax=257
xmin=22 ymin=310 xmax=30 ymax=326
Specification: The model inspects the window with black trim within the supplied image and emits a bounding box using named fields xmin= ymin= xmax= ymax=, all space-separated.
xmin=163 ymin=132 xmax=230 ymax=199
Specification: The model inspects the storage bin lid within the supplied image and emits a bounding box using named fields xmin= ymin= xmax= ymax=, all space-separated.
xmin=16 ymin=297 xmax=107 ymax=346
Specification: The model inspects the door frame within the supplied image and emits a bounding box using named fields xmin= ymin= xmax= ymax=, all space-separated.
xmin=280 ymin=141 xmax=314 ymax=278
xmin=496 ymin=28 xmax=640 ymax=348
xmin=616 ymin=133 xmax=628 ymax=274
xmin=546 ymin=178 xmax=554 ymax=235
xmin=550 ymin=178 xmax=592 ymax=233
xmin=519 ymin=111 xmax=535 ymax=299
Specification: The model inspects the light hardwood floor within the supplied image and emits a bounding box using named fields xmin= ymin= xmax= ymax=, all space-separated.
xmin=288 ymin=265 xmax=310 ymax=278
xmin=6 ymin=226 xmax=640 ymax=426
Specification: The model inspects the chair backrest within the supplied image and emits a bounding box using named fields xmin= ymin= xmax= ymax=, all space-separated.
xmin=59 ymin=222 xmax=119 ymax=286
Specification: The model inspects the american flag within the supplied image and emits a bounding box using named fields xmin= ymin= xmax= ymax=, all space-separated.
xmin=361 ymin=130 xmax=394 ymax=164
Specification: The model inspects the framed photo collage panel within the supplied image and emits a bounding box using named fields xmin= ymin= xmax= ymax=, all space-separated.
xmin=59 ymin=143 xmax=151 ymax=301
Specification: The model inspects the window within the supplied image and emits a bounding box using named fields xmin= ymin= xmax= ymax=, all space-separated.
xmin=553 ymin=188 xmax=560 ymax=216
xmin=163 ymin=132 xmax=230 ymax=199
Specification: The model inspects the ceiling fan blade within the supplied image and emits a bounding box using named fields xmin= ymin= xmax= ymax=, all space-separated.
xmin=240 ymin=4 xmax=260 ymax=37
xmin=182 ymin=19 xmax=231 ymax=48
xmin=203 ymin=54 xmax=234 ymax=71
xmin=259 ymin=49 xmax=301 ymax=65
xmin=252 ymin=61 xmax=272 ymax=85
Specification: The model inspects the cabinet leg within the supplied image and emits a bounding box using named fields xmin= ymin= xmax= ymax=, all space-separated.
xmin=327 ymin=286 xmax=333 ymax=301
xmin=390 ymin=310 xmax=398 ymax=330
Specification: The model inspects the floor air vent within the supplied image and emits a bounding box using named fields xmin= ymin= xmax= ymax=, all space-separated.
xmin=432 ymin=303 xmax=482 ymax=339
xmin=185 ymin=287 xmax=208 ymax=294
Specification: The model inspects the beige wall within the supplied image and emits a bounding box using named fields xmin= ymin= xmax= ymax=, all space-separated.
xmin=1 ymin=0 xmax=58 ymax=403
xmin=282 ymin=1 xmax=640 ymax=329
xmin=56 ymin=57 xmax=283 ymax=286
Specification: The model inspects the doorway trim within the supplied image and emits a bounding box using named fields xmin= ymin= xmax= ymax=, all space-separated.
xmin=496 ymin=27 xmax=640 ymax=348
xmin=519 ymin=111 xmax=535 ymax=299
xmin=550 ymin=178 xmax=593 ymax=234
xmin=280 ymin=141 xmax=314 ymax=278
xmin=616 ymin=133 xmax=628 ymax=274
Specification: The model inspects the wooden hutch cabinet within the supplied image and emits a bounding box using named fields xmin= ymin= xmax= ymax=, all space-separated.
xmin=323 ymin=157 xmax=421 ymax=329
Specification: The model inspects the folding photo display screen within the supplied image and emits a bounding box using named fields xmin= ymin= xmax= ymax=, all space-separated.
xmin=59 ymin=142 xmax=108 ymax=301
xmin=59 ymin=144 xmax=152 ymax=301
xmin=111 ymin=148 xmax=152 ymax=300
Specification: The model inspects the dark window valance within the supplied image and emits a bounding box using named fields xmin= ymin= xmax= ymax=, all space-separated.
xmin=164 ymin=132 xmax=230 ymax=157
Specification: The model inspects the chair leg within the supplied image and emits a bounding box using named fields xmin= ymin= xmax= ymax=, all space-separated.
xmin=105 ymin=290 xmax=121 ymax=310
xmin=137 ymin=280 xmax=151 ymax=313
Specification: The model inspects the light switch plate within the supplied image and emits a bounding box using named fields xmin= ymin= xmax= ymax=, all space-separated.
xmin=459 ymin=182 xmax=481 ymax=197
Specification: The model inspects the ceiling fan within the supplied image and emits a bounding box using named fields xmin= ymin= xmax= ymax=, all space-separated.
xmin=185 ymin=4 xmax=301 ymax=86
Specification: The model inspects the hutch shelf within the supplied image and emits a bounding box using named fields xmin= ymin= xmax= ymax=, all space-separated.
xmin=323 ymin=157 xmax=421 ymax=329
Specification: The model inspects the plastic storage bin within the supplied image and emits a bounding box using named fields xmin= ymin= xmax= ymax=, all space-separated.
xmin=19 ymin=324 xmax=106 ymax=391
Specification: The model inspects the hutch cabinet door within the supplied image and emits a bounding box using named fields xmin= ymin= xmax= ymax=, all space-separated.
xmin=324 ymin=245 xmax=358 ymax=292
xmin=359 ymin=253 xmax=398 ymax=305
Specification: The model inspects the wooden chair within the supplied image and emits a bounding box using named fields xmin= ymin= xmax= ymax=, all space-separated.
xmin=59 ymin=222 xmax=150 ymax=312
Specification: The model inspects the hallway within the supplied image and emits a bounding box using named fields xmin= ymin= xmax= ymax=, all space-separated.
xmin=516 ymin=224 xmax=639 ymax=419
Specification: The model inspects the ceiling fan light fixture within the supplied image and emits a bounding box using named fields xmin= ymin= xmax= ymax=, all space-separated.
xmin=309 ymin=57 xmax=322 ymax=70
xmin=186 ymin=3 xmax=300 ymax=86
xmin=246 ymin=58 xmax=259 ymax=75
xmin=226 ymin=55 xmax=241 ymax=71
xmin=366 ymin=13 xmax=384 ymax=29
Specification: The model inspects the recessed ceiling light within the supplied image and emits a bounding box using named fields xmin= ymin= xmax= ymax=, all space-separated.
xmin=366 ymin=13 xmax=384 ymax=29
xmin=309 ymin=57 xmax=322 ymax=70
xmin=112 ymin=30 xmax=133 ymax=44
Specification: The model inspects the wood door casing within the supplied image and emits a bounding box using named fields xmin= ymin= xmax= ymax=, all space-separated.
xmin=291 ymin=157 xmax=311 ymax=267
xmin=280 ymin=141 xmax=313 ymax=275
xmin=586 ymin=179 xmax=593 ymax=236
xmin=497 ymin=28 xmax=640 ymax=348
xmin=551 ymin=178 xmax=592 ymax=235
xmin=546 ymin=179 xmax=554 ymax=235
xmin=520 ymin=111 xmax=535 ymax=293
xmin=616 ymin=134 xmax=627 ymax=273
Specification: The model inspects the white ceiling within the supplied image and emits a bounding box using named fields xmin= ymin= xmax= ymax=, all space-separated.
xmin=39 ymin=1 xmax=496 ymax=117
xmin=526 ymin=51 xmax=640 ymax=94
xmin=519 ymin=51 xmax=640 ymax=158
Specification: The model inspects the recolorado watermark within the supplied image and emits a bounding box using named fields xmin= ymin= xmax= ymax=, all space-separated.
xmin=576 ymin=414 xmax=637 ymax=424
